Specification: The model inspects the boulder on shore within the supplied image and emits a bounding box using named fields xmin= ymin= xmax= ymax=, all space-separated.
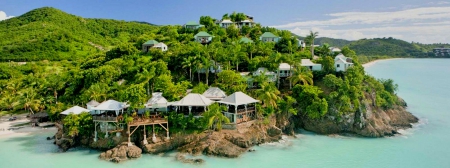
xmin=99 ymin=143 xmax=142 ymax=163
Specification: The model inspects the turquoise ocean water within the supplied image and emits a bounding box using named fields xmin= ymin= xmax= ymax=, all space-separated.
xmin=1 ymin=58 xmax=449 ymax=168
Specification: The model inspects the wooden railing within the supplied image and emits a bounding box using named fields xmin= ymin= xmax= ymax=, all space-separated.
xmin=93 ymin=116 xmax=117 ymax=122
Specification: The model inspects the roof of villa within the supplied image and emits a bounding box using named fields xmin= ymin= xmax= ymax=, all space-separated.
xmin=219 ymin=92 xmax=259 ymax=106
xmin=146 ymin=92 xmax=168 ymax=108
xmin=143 ymin=40 xmax=159 ymax=45
xmin=335 ymin=54 xmax=353 ymax=64
xmin=241 ymin=19 xmax=252 ymax=23
xmin=260 ymin=32 xmax=278 ymax=38
xmin=185 ymin=21 xmax=201 ymax=26
xmin=202 ymin=87 xmax=227 ymax=100
xmin=172 ymin=93 xmax=214 ymax=107
xmin=92 ymin=100 xmax=128 ymax=111
xmin=254 ymin=67 xmax=276 ymax=76
xmin=221 ymin=19 xmax=233 ymax=23
xmin=195 ymin=31 xmax=212 ymax=37
xmin=301 ymin=59 xmax=320 ymax=66
xmin=239 ymin=37 xmax=253 ymax=43
xmin=279 ymin=63 xmax=292 ymax=70
xmin=153 ymin=42 xmax=167 ymax=48
xmin=86 ymin=100 xmax=100 ymax=107
xmin=61 ymin=106 xmax=90 ymax=115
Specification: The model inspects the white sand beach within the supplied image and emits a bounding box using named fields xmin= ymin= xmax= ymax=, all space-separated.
xmin=0 ymin=116 xmax=56 ymax=139
xmin=363 ymin=58 xmax=402 ymax=68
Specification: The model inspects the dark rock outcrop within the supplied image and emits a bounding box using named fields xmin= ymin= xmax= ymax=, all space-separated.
xmin=177 ymin=122 xmax=282 ymax=158
xmin=99 ymin=143 xmax=142 ymax=163
xmin=176 ymin=153 xmax=205 ymax=164
xmin=300 ymin=102 xmax=418 ymax=137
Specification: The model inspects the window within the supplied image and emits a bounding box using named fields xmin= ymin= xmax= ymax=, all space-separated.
xmin=337 ymin=64 xmax=340 ymax=68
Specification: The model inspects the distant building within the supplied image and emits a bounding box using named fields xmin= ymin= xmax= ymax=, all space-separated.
xmin=278 ymin=63 xmax=292 ymax=78
xmin=259 ymin=32 xmax=280 ymax=43
xmin=153 ymin=43 xmax=168 ymax=52
xmin=239 ymin=37 xmax=253 ymax=43
xmin=334 ymin=54 xmax=353 ymax=72
xmin=298 ymin=40 xmax=306 ymax=48
xmin=142 ymin=40 xmax=167 ymax=52
xmin=330 ymin=47 xmax=341 ymax=53
xmin=220 ymin=19 xmax=234 ymax=28
xmin=253 ymin=67 xmax=277 ymax=82
xmin=433 ymin=48 xmax=450 ymax=57
xmin=301 ymin=59 xmax=322 ymax=71
xmin=194 ymin=31 xmax=213 ymax=44
xmin=184 ymin=21 xmax=204 ymax=29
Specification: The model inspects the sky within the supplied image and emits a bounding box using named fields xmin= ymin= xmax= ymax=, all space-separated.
xmin=1 ymin=0 xmax=449 ymax=44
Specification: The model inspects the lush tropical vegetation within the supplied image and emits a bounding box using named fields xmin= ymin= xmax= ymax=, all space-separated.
xmin=0 ymin=7 xmax=404 ymax=135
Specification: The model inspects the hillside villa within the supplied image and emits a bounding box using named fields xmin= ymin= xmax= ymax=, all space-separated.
xmin=260 ymin=32 xmax=280 ymax=43
xmin=239 ymin=37 xmax=253 ymax=43
xmin=142 ymin=40 xmax=168 ymax=52
xmin=301 ymin=59 xmax=322 ymax=71
xmin=220 ymin=19 xmax=234 ymax=28
xmin=202 ymin=87 xmax=227 ymax=101
xmin=334 ymin=54 xmax=353 ymax=72
xmin=194 ymin=31 xmax=213 ymax=44
xmin=330 ymin=47 xmax=341 ymax=53
xmin=184 ymin=21 xmax=204 ymax=29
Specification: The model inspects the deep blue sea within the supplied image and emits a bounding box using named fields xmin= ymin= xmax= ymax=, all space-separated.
xmin=1 ymin=58 xmax=449 ymax=168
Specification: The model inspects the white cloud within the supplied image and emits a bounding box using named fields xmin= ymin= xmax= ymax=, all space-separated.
xmin=271 ymin=6 xmax=450 ymax=43
xmin=0 ymin=11 xmax=14 ymax=21
xmin=428 ymin=1 xmax=450 ymax=5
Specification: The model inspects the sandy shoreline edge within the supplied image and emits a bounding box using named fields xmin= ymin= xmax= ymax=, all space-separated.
xmin=0 ymin=119 xmax=56 ymax=139
xmin=362 ymin=58 xmax=402 ymax=68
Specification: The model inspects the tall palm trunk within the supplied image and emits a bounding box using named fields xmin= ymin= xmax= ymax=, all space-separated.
xmin=206 ymin=71 xmax=209 ymax=85
xmin=198 ymin=71 xmax=201 ymax=83
xmin=189 ymin=68 xmax=192 ymax=82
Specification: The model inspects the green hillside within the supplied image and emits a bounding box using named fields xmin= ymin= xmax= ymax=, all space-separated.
xmin=347 ymin=37 xmax=430 ymax=57
xmin=0 ymin=7 xmax=158 ymax=61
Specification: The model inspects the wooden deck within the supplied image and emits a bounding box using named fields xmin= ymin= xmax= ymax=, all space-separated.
xmin=92 ymin=116 xmax=118 ymax=122
xmin=128 ymin=118 xmax=168 ymax=126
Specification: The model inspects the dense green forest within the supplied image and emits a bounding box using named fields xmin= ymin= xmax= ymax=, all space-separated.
xmin=0 ymin=7 xmax=404 ymax=134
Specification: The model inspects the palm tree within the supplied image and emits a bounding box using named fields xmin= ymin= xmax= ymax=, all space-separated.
xmin=182 ymin=56 xmax=195 ymax=82
xmin=202 ymin=103 xmax=230 ymax=131
xmin=289 ymin=65 xmax=313 ymax=86
xmin=136 ymin=68 xmax=156 ymax=97
xmin=306 ymin=31 xmax=319 ymax=58
xmin=256 ymin=82 xmax=281 ymax=108
xmin=20 ymin=89 xmax=42 ymax=115
xmin=0 ymin=94 xmax=20 ymax=111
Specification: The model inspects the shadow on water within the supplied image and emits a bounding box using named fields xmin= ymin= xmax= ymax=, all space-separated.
xmin=3 ymin=132 xmax=60 ymax=154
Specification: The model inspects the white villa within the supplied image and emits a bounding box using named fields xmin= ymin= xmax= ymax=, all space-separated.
xmin=142 ymin=40 xmax=167 ymax=52
xmin=171 ymin=93 xmax=214 ymax=116
xmin=194 ymin=31 xmax=213 ymax=44
xmin=219 ymin=92 xmax=259 ymax=125
xmin=330 ymin=47 xmax=341 ymax=53
xmin=184 ymin=21 xmax=204 ymax=29
xmin=253 ymin=67 xmax=277 ymax=82
xmin=153 ymin=43 xmax=168 ymax=52
xmin=334 ymin=54 xmax=353 ymax=72
xmin=86 ymin=100 xmax=100 ymax=111
xmin=203 ymin=87 xmax=227 ymax=101
xmin=278 ymin=63 xmax=292 ymax=78
xmin=259 ymin=32 xmax=280 ymax=43
xmin=144 ymin=92 xmax=168 ymax=112
xmin=301 ymin=59 xmax=322 ymax=71
xmin=61 ymin=106 xmax=90 ymax=115
xmin=220 ymin=19 xmax=234 ymax=28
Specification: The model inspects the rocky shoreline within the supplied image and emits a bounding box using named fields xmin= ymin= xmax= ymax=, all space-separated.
xmin=54 ymin=100 xmax=418 ymax=163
